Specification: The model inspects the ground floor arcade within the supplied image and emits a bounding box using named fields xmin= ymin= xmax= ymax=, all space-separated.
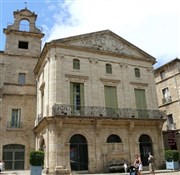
xmin=34 ymin=116 xmax=165 ymax=174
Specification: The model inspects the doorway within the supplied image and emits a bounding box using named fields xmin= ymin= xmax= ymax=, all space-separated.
xmin=70 ymin=134 xmax=88 ymax=171
xmin=139 ymin=134 xmax=153 ymax=166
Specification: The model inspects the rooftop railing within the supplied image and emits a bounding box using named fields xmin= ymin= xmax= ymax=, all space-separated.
xmin=52 ymin=104 xmax=166 ymax=119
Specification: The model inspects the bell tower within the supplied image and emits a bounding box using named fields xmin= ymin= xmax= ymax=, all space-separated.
xmin=3 ymin=8 xmax=44 ymax=57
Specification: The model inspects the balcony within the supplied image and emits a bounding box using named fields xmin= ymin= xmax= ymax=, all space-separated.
xmin=162 ymin=96 xmax=172 ymax=104
xmin=52 ymin=104 xmax=166 ymax=119
xmin=167 ymin=123 xmax=176 ymax=130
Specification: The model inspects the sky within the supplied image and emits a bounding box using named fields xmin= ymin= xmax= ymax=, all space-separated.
xmin=0 ymin=0 xmax=179 ymax=68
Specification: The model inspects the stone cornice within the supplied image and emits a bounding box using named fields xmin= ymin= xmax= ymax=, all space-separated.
xmin=65 ymin=74 xmax=89 ymax=83
xmin=100 ymin=78 xmax=121 ymax=86
xmin=130 ymin=82 xmax=149 ymax=87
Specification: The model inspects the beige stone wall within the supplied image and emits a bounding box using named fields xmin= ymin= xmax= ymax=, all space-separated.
xmin=155 ymin=60 xmax=180 ymax=130
xmin=1 ymin=95 xmax=36 ymax=169
xmin=5 ymin=33 xmax=42 ymax=57
xmin=37 ymin=47 xmax=159 ymax=119
xmin=34 ymin=32 xmax=165 ymax=174
xmin=1 ymin=12 xmax=42 ymax=169
xmin=36 ymin=118 xmax=165 ymax=173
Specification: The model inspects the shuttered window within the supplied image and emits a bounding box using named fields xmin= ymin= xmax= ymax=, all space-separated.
xmin=104 ymin=86 xmax=117 ymax=108
xmin=70 ymin=83 xmax=84 ymax=110
xmin=134 ymin=89 xmax=147 ymax=109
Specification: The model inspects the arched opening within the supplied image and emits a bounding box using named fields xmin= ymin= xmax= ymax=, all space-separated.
xmin=139 ymin=134 xmax=153 ymax=166
xmin=19 ymin=19 xmax=30 ymax=32
xmin=70 ymin=134 xmax=88 ymax=171
xmin=107 ymin=134 xmax=122 ymax=143
xmin=3 ymin=144 xmax=25 ymax=170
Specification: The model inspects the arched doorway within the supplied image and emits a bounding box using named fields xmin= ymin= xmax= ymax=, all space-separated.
xmin=70 ymin=134 xmax=88 ymax=171
xmin=139 ymin=134 xmax=153 ymax=166
xmin=3 ymin=144 xmax=25 ymax=170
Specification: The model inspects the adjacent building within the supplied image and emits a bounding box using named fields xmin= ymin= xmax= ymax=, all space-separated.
xmin=0 ymin=8 xmax=44 ymax=170
xmin=0 ymin=8 xmax=166 ymax=174
xmin=155 ymin=58 xmax=180 ymax=152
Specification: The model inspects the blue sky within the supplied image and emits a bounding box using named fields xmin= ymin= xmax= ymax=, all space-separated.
xmin=0 ymin=0 xmax=179 ymax=68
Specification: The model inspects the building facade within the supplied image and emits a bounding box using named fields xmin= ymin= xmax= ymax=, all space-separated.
xmin=0 ymin=8 xmax=44 ymax=170
xmin=0 ymin=8 xmax=166 ymax=174
xmin=154 ymin=58 xmax=180 ymax=152
xmin=34 ymin=30 xmax=166 ymax=174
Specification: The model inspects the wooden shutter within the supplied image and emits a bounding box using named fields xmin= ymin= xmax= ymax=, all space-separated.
xmin=134 ymin=89 xmax=147 ymax=109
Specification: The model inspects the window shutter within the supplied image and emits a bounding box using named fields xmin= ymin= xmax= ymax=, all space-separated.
xmin=80 ymin=83 xmax=84 ymax=106
xmin=105 ymin=86 xmax=117 ymax=108
xmin=135 ymin=89 xmax=147 ymax=109
xmin=70 ymin=82 xmax=73 ymax=106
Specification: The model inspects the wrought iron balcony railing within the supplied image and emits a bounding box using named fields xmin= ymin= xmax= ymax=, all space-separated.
xmin=166 ymin=123 xmax=176 ymax=130
xmin=162 ymin=96 xmax=172 ymax=105
xmin=52 ymin=104 xmax=166 ymax=119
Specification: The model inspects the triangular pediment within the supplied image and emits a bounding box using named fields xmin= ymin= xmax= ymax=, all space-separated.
xmin=53 ymin=30 xmax=155 ymax=61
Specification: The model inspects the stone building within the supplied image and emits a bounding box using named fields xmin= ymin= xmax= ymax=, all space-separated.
xmin=34 ymin=30 xmax=166 ymax=174
xmin=154 ymin=58 xmax=180 ymax=152
xmin=0 ymin=8 xmax=44 ymax=170
xmin=0 ymin=7 xmax=166 ymax=174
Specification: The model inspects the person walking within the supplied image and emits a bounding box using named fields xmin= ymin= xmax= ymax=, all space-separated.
xmin=0 ymin=160 xmax=5 ymax=173
xmin=134 ymin=154 xmax=143 ymax=175
xmin=148 ymin=152 xmax=155 ymax=175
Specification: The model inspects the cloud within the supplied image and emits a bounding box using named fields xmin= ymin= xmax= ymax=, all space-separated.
xmin=43 ymin=0 xmax=180 ymax=67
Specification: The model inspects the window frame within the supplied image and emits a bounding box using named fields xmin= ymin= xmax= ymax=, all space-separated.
xmin=107 ymin=134 xmax=122 ymax=143
xmin=10 ymin=109 xmax=21 ymax=128
xmin=18 ymin=41 xmax=28 ymax=49
xmin=160 ymin=70 xmax=165 ymax=80
xmin=70 ymin=82 xmax=84 ymax=110
xmin=106 ymin=63 xmax=112 ymax=74
xmin=73 ymin=59 xmax=80 ymax=70
xmin=18 ymin=73 xmax=26 ymax=85
xmin=134 ymin=68 xmax=140 ymax=77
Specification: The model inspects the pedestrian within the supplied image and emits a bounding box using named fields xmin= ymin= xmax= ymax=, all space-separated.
xmin=0 ymin=160 xmax=5 ymax=173
xmin=148 ymin=152 xmax=155 ymax=175
xmin=123 ymin=162 xmax=128 ymax=173
xmin=134 ymin=154 xmax=143 ymax=175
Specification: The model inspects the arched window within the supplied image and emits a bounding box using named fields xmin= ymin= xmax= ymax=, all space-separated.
xmin=135 ymin=68 xmax=140 ymax=77
xmin=70 ymin=134 xmax=87 ymax=143
xmin=107 ymin=134 xmax=122 ymax=143
xmin=3 ymin=144 xmax=25 ymax=170
xmin=106 ymin=63 xmax=112 ymax=74
xmin=73 ymin=59 xmax=80 ymax=70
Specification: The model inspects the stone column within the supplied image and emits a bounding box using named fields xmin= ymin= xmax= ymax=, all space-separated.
xmin=48 ymin=54 xmax=57 ymax=116
xmin=44 ymin=123 xmax=57 ymax=174
xmin=55 ymin=120 xmax=71 ymax=175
